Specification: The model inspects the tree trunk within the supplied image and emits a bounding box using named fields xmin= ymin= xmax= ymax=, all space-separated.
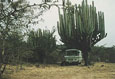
xmin=0 ymin=72 xmax=2 ymax=79
xmin=0 ymin=67 xmax=2 ymax=79
xmin=0 ymin=49 xmax=3 ymax=79
xmin=83 ymin=51 xmax=89 ymax=66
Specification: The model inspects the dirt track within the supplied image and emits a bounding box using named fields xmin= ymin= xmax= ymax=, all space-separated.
xmin=3 ymin=62 xmax=115 ymax=79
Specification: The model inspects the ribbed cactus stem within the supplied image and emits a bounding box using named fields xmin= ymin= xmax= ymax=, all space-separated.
xmin=57 ymin=0 xmax=106 ymax=65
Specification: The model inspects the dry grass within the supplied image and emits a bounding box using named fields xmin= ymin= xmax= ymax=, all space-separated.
xmin=3 ymin=62 xmax=115 ymax=79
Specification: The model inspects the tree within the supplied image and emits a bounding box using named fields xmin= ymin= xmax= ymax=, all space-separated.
xmin=90 ymin=46 xmax=115 ymax=63
xmin=57 ymin=0 xmax=107 ymax=65
xmin=0 ymin=0 xmax=35 ymax=77
xmin=5 ymin=32 xmax=24 ymax=63
xmin=27 ymin=28 xmax=56 ymax=63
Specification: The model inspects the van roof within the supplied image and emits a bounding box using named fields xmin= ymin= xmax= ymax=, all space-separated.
xmin=66 ymin=49 xmax=81 ymax=52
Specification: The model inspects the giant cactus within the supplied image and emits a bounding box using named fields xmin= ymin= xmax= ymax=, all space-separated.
xmin=57 ymin=0 xmax=107 ymax=65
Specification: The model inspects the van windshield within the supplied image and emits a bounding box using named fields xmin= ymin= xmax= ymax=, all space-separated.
xmin=66 ymin=51 xmax=79 ymax=56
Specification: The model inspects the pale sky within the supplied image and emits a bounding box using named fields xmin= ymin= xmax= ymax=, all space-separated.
xmin=28 ymin=0 xmax=115 ymax=47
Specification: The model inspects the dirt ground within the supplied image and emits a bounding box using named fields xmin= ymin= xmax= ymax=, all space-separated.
xmin=3 ymin=62 xmax=115 ymax=79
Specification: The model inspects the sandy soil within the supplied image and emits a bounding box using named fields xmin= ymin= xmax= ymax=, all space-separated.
xmin=3 ymin=62 xmax=115 ymax=79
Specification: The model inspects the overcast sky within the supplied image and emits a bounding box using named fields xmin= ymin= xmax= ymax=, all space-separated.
xmin=29 ymin=0 xmax=115 ymax=47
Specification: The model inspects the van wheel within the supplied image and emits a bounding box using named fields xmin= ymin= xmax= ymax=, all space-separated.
xmin=78 ymin=62 xmax=81 ymax=64
xmin=73 ymin=62 xmax=78 ymax=65
xmin=61 ymin=61 xmax=66 ymax=66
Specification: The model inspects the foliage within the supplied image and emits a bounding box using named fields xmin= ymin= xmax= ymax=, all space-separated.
xmin=27 ymin=28 xmax=56 ymax=63
xmin=0 ymin=0 xmax=35 ymax=77
xmin=57 ymin=0 xmax=106 ymax=65
xmin=0 ymin=0 xmax=62 ymax=77
xmin=90 ymin=46 xmax=115 ymax=63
